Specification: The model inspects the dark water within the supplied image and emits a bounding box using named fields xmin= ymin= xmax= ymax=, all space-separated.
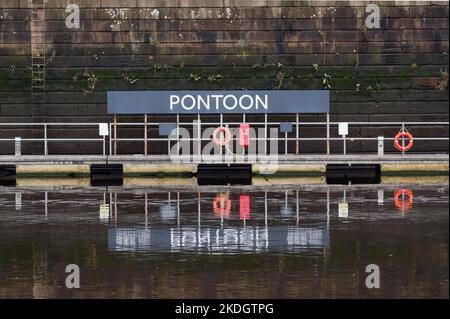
xmin=0 ymin=184 xmax=448 ymax=299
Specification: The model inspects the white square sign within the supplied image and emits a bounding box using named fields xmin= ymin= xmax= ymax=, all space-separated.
xmin=99 ymin=123 xmax=109 ymax=136
xmin=338 ymin=122 xmax=348 ymax=136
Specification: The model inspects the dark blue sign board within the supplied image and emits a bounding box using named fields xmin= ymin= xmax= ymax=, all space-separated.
xmin=159 ymin=123 xmax=177 ymax=136
xmin=107 ymin=90 xmax=329 ymax=114
xmin=280 ymin=122 xmax=293 ymax=133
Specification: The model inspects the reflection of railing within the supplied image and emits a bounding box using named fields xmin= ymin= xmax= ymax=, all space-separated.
xmin=0 ymin=120 xmax=448 ymax=156
xmin=108 ymin=226 xmax=330 ymax=253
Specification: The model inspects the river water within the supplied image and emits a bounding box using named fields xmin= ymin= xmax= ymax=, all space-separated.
xmin=0 ymin=183 xmax=448 ymax=298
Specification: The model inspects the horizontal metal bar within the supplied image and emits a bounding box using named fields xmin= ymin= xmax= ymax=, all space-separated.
xmin=109 ymin=137 xmax=449 ymax=142
xmin=0 ymin=121 xmax=448 ymax=127
xmin=0 ymin=138 xmax=103 ymax=142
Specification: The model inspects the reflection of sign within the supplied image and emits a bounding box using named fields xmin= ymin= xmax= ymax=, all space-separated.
xmin=107 ymin=90 xmax=330 ymax=114
xmin=239 ymin=195 xmax=250 ymax=220
xmin=99 ymin=204 xmax=110 ymax=220
xmin=338 ymin=202 xmax=348 ymax=218
xmin=159 ymin=204 xmax=176 ymax=220
xmin=108 ymin=226 xmax=330 ymax=253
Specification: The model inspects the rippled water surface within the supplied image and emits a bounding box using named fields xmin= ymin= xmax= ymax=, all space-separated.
xmin=0 ymin=184 xmax=448 ymax=298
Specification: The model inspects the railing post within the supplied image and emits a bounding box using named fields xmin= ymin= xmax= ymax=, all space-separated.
xmin=144 ymin=114 xmax=148 ymax=156
xmin=220 ymin=114 xmax=223 ymax=156
xmin=401 ymin=123 xmax=405 ymax=156
xmin=113 ymin=114 xmax=117 ymax=155
xmin=296 ymin=113 xmax=299 ymax=154
xmin=109 ymin=123 xmax=112 ymax=155
xmin=176 ymin=114 xmax=180 ymax=157
xmin=44 ymin=123 xmax=48 ymax=156
xmin=326 ymin=113 xmax=330 ymax=155
xmin=242 ymin=114 xmax=246 ymax=156
xmin=15 ymin=137 xmax=22 ymax=157
xmin=285 ymin=132 xmax=288 ymax=155
xmin=103 ymin=135 xmax=106 ymax=156
xmin=378 ymin=136 xmax=384 ymax=156
xmin=197 ymin=114 xmax=201 ymax=158
xmin=264 ymin=113 xmax=268 ymax=155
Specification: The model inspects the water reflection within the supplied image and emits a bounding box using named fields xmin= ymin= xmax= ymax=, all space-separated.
xmin=0 ymin=184 xmax=448 ymax=298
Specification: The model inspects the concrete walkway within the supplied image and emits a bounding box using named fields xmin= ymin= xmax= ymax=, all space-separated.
xmin=1 ymin=154 xmax=448 ymax=175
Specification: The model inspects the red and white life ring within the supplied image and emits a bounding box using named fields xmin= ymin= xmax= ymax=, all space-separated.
xmin=394 ymin=131 xmax=414 ymax=152
xmin=212 ymin=127 xmax=232 ymax=146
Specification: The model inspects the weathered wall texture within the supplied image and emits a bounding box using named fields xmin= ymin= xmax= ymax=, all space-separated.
xmin=0 ymin=0 xmax=448 ymax=154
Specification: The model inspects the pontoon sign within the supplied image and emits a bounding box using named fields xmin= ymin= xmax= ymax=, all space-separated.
xmin=107 ymin=90 xmax=329 ymax=114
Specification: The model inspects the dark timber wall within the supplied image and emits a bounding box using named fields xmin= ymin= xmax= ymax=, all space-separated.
xmin=0 ymin=0 xmax=448 ymax=155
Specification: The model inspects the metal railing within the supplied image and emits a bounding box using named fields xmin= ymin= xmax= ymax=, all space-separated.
xmin=0 ymin=119 xmax=448 ymax=157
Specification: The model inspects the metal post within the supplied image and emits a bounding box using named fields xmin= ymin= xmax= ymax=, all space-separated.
xmin=176 ymin=114 xmax=180 ymax=156
xmin=285 ymin=132 xmax=288 ymax=155
xmin=401 ymin=123 xmax=405 ymax=156
xmin=197 ymin=114 xmax=201 ymax=158
xmin=15 ymin=137 xmax=22 ymax=157
xmin=113 ymin=114 xmax=117 ymax=155
xmin=242 ymin=114 xmax=246 ymax=156
xmin=378 ymin=136 xmax=384 ymax=156
xmin=343 ymin=135 xmax=346 ymax=155
xmin=144 ymin=114 xmax=148 ymax=156
xmin=220 ymin=114 xmax=223 ymax=156
xmin=109 ymin=123 xmax=112 ymax=155
xmin=326 ymin=113 xmax=330 ymax=155
xmin=296 ymin=113 xmax=299 ymax=154
xmin=264 ymin=113 xmax=268 ymax=155
xmin=44 ymin=124 xmax=48 ymax=156
xmin=102 ymin=135 xmax=106 ymax=156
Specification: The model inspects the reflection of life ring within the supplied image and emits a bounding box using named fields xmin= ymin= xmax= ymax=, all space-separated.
xmin=394 ymin=189 xmax=413 ymax=210
xmin=394 ymin=131 xmax=414 ymax=152
xmin=213 ymin=193 xmax=231 ymax=218
xmin=213 ymin=127 xmax=232 ymax=146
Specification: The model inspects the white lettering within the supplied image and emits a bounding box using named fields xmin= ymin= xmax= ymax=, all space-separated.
xmin=255 ymin=95 xmax=268 ymax=110
xmin=170 ymin=95 xmax=180 ymax=110
xmin=197 ymin=95 xmax=210 ymax=110
xmin=223 ymin=95 xmax=238 ymax=110
xmin=211 ymin=95 xmax=224 ymax=110
xmin=181 ymin=95 xmax=196 ymax=110
xmin=239 ymin=94 xmax=254 ymax=110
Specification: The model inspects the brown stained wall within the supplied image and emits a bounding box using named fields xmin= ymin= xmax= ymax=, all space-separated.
xmin=0 ymin=0 xmax=448 ymax=155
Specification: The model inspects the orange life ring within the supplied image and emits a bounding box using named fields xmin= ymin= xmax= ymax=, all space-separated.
xmin=212 ymin=127 xmax=232 ymax=146
xmin=394 ymin=131 xmax=413 ymax=152
xmin=394 ymin=188 xmax=413 ymax=210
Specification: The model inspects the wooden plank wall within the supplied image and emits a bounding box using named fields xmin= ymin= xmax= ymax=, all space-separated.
xmin=0 ymin=0 xmax=448 ymax=155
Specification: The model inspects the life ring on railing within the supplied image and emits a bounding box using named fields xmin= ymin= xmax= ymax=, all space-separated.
xmin=394 ymin=131 xmax=414 ymax=152
xmin=213 ymin=126 xmax=232 ymax=146
xmin=394 ymin=188 xmax=413 ymax=210
xmin=213 ymin=193 xmax=231 ymax=218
